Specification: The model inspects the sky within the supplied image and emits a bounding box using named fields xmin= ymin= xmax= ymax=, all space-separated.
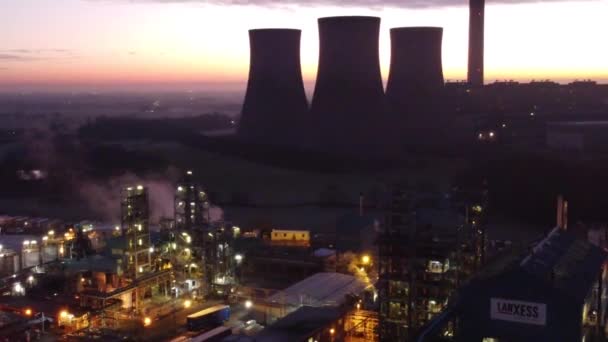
xmin=0 ymin=0 xmax=607 ymax=92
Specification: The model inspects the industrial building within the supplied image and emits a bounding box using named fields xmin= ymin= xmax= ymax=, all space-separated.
xmin=454 ymin=227 xmax=607 ymax=341
xmin=309 ymin=16 xmax=387 ymax=156
xmin=378 ymin=188 xmax=486 ymax=341
xmin=238 ymin=29 xmax=309 ymax=147
xmin=120 ymin=185 xmax=152 ymax=277
xmin=175 ymin=170 xmax=210 ymax=232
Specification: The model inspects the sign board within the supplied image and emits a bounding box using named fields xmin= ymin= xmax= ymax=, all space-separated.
xmin=490 ymin=298 xmax=546 ymax=326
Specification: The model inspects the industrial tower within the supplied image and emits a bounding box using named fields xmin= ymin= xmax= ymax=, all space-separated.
xmin=386 ymin=27 xmax=445 ymax=116
xmin=121 ymin=185 xmax=152 ymax=278
xmin=175 ymin=170 xmax=210 ymax=232
xmin=468 ymin=0 xmax=485 ymax=86
xmin=310 ymin=16 xmax=387 ymax=156
xmin=238 ymin=29 xmax=309 ymax=147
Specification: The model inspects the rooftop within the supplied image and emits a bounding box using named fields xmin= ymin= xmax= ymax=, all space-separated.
xmin=254 ymin=306 xmax=343 ymax=342
xmin=265 ymin=272 xmax=369 ymax=307
xmin=519 ymin=227 xmax=607 ymax=300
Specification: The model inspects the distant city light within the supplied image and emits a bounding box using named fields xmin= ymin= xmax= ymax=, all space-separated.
xmin=184 ymin=299 xmax=192 ymax=309
xmin=361 ymin=255 xmax=371 ymax=265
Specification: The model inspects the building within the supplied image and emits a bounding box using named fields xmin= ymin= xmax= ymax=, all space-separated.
xmin=120 ymin=185 xmax=152 ymax=278
xmin=378 ymin=188 xmax=486 ymax=341
xmin=269 ymin=229 xmax=310 ymax=247
xmin=238 ymin=29 xmax=309 ymax=147
xmin=456 ymin=227 xmax=607 ymax=341
xmin=468 ymin=0 xmax=485 ymax=86
xmin=174 ymin=170 xmax=210 ymax=232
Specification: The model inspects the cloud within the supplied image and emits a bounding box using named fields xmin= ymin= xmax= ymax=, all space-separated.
xmin=0 ymin=54 xmax=41 ymax=61
xmin=101 ymin=0 xmax=595 ymax=9
xmin=0 ymin=49 xmax=79 ymax=62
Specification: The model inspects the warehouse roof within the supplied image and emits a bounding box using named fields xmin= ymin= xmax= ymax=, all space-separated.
xmin=254 ymin=306 xmax=343 ymax=341
xmin=519 ymin=227 xmax=606 ymax=301
xmin=265 ymin=272 xmax=369 ymax=307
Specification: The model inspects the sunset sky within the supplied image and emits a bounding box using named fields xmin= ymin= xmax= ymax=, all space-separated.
xmin=1 ymin=0 xmax=607 ymax=91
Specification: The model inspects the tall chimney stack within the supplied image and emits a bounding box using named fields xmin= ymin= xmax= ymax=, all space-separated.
xmin=468 ymin=0 xmax=485 ymax=87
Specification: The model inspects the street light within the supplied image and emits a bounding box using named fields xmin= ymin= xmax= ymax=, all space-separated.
xmin=361 ymin=255 xmax=371 ymax=265
xmin=184 ymin=300 xmax=192 ymax=309
xmin=245 ymin=300 xmax=253 ymax=309
xmin=143 ymin=317 xmax=152 ymax=327
xmin=24 ymin=308 xmax=32 ymax=316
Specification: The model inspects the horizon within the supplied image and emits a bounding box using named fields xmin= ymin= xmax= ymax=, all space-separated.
xmin=1 ymin=0 xmax=608 ymax=92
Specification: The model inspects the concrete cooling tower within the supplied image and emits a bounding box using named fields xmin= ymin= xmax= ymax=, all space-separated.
xmin=238 ymin=29 xmax=308 ymax=146
xmin=309 ymin=16 xmax=387 ymax=156
xmin=386 ymin=27 xmax=444 ymax=116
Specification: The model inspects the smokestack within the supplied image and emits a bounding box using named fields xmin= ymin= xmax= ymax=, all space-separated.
xmin=468 ymin=0 xmax=485 ymax=87
xmin=310 ymin=16 xmax=386 ymax=155
xmin=386 ymin=27 xmax=444 ymax=116
xmin=238 ymin=29 xmax=308 ymax=146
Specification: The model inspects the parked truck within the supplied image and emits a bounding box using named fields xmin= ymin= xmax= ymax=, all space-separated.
xmin=186 ymin=305 xmax=230 ymax=332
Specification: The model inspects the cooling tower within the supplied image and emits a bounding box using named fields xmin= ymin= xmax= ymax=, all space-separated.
xmin=386 ymin=27 xmax=444 ymax=116
xmin=238 ymin=29 xmax=308 ymax=146
xmin=468 ymin=0 xmax=485 ymax=86
xmin=310 ymin=16 xmax=386 ymax=155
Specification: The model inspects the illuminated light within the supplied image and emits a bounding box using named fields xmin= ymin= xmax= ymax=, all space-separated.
xmin=489 ymin=131 xmax=495 ymax=138
xmin=330 ymin=328 xmax=335 ymax=335
xmin=502 ymin=123 xmax=507 ymax=128
xmin=0 ymin=244 xmax=3 ymax=251
xmin=356 ymin=303 xmax=360 ymax=310
xmin=127 ymin=187 xmax=133 ymax=191
xmin=59 ymin=310 xmax=68 ymax=319
xmin=115 ymin=226 xmax=120 ymax=231
xmin=59 ymin=246 xmax=64 ymax=254
xmin=81 ymin=277 xmax=85 ymax=283
xmin=138 ymin=239 xmax=142 ymax=246
xmin=361 ymin=255 xmax=371 ymax=265
xmin=42 ymin=236 xmax=48 ymax=241
xmin=25 ymin=308 xmax=32 ymax=316
xmin=187 ymin=170 xmax=193 ymax=175
xmin=137 ymin=224 xmax=142 ymax=231
xmin=186 ymin=236 xmax=192 ymax=244
xmin=149 ymin=247 xmax=154 ymax=253
xmin=172 ymin=243 xmax=177 ymax=250
xmin=235 ymin=254 xmax=243 ymax=262
xmin=181 ymin=232 xmax=188 ymax=236
xmin=530 ymin=112 xmax=535 ymax=116
xmin=143 ymin=317 xmax=152 ymax=327
xmin=139 ymin=266 xmax=143 ymax=273
xmin=137 ymin=185 xmax=144 ymax=190
xmin=183 ymin=299 xmax=192 ymax=308
xmin=23 ymin=240 xmax=30 ymax=245
xmin=178 ymin=186 xmax=183 ymax=192
xmin=48 ymin=230 xmax=55 ymax=236
xmin=30 ymin=240 xmax=36 ymax=245
xmin=244 ymin=300 xmax=253 ymax=309
xmin=28 ymin=275 xmax=34 ymax=283
xmin=190 ymin=202 xmax=195 ymax=206
xmin=184 ymin=248 xmax=191 ymax=253
xmin=478 ymin=133 xmax=484 ymax=140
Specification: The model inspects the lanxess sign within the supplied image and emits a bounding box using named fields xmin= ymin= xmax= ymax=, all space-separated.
xmin=490 ymin=298 xmax=547 ymax=326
